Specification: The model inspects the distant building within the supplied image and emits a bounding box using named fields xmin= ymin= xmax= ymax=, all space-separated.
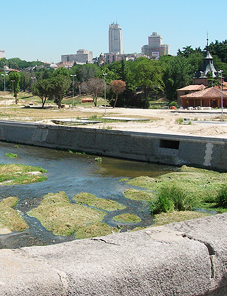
xmin=109 ymin=23 xmax=123 ymax=54
xmin=57 ymin=61 xmax=74 ymax=69
xmin=141 ymin=32 xmax=169 ymax=58
xmin=104 ymin=52 xmax=148 ymax=64
xmin=0 ymin=50 xmax=5 ymax=59
xmin=61 ymin=49 xmax=93 ymax=64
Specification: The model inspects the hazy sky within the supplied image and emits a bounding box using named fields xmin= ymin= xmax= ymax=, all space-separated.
xmin=1 ymin=0 xmax=227 ymax=63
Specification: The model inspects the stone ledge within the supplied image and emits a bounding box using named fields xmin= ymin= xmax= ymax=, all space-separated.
xmin=0 ymin=213 xmax=226 ymax=296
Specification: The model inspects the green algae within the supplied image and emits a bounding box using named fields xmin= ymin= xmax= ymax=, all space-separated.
xmin=73 ymin=192 xmax=126 ymax=211
xmin=0 ymin=196 xmax=28 ymax=233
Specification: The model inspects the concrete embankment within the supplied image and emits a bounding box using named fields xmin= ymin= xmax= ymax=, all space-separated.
xmin=0 ymin=120 xmax=226 ymax=170
xmin=0 ymin=213 xmax=226 ymax=296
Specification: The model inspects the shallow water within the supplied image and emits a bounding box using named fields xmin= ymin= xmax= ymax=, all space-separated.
xmin=0 ymin=141 xmax=177 ymax=249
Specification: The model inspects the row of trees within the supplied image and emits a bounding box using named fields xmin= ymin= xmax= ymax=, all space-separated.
xmin=1 ymin=40 xmax=227 ymax=108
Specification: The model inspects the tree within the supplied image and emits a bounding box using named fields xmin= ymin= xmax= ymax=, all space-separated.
xmin=32 ymin=79 xmax=52 ymax=108
xmin=51 ymin=68 xmax=71 ymax=108
xmin=82 ymin=78 xmax=104 ymax=106
xmin=134 ymin=58 xmax=164 ymax=108
xmin=8 ymin=71 xmax=20 ymax=104
xmin=110 ymin=80 xmax=126 ymax=108
xmin=161 ymin=55 xmax=193 ymax=101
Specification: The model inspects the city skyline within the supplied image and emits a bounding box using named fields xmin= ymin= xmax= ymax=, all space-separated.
xmin=1 ymin=0 xmax=227 ymax=63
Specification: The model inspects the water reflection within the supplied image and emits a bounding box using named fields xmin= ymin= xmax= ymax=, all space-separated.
xmin=0 ymin=141 xmax=176 ymax=249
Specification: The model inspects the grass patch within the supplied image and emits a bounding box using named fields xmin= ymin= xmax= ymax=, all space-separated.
xmin=73 ymin=192 xmax=126 ymax=211
xmin=28 ymin=191 xmax=106 ymax=236
xmin=5 ymin=153 xmax=17 ymax=158
xmin=153 ymin=211 xmax=209 ymax=226
xmin=152 ymin=184 xmax=198 ymax=213
xmin=127 ymin=165 xmax=227 ymax=201
xmin=0 ymin=164 xmax=47 ymax=185
xmin=216 ymin=184 xmax=227 ymax=208
xmin=127 ymin=166 xmax=227 ymax=214
xmin=75 ymin=222 xmax=118 ymax=239
xmin=127 ymin=176 xmax=156 ymax=187
xmin=0 ymin=196 xmax=29 ymax=232
xmin=113 ymin=213 xmax=141 ymax=223
xmin=123 ymin=188 xmax=156 ymax=201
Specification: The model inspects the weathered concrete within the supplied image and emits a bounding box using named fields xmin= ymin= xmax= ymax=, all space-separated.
xmin=0 ymin=213 xmax=226 ymax=295
xmin=0 ymin=120 xmax=226 ymax=171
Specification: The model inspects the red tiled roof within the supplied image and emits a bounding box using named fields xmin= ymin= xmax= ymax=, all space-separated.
xmin=177 ymin=84 xmax=205 ymax=91
xmin=181 ymin=87 xmax=227 ymax=99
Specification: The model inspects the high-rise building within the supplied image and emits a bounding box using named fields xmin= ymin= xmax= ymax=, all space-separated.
xmin=109 ymin=23 xmax=123 ymax=54
xmin=0 ymin=50 xmax=5 ymax=59
xmin=141 ymin=32 xmax=169 ymax=58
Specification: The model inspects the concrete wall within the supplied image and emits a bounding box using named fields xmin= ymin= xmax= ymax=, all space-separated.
xmin=0 ymin=213 xmax=227 ymax=295
xmin=0 ymin=120 xmax=226 ymax=171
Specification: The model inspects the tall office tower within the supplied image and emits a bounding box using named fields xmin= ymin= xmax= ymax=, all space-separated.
xmin=109 ymin=23 xmax=123 ymax=54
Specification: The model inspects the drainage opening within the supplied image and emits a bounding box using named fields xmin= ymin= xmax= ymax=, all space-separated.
xmin=159 ymin=140 xmax=180 ymax=149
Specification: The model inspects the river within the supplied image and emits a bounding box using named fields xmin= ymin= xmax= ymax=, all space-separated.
xmin=0 ymin=141 xmax=176 ymax=249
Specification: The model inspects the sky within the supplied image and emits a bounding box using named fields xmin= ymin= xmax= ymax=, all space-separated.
xmin=1 ymin=0 xmax=227 ymax=63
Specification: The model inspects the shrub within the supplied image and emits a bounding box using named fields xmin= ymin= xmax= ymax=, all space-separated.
xmin=169 ymin=101 xmax=178 ymax=108
xmin=216 ymin=185 xmax=227 ymax=208
xmin=153 ymin=184 xmax=196 ymax=214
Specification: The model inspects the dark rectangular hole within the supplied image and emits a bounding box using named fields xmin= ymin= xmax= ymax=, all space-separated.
xmin=159 ymin=139 xmax=180 ymax=149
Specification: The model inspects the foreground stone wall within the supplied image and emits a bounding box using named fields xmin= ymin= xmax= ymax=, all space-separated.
xmin=0 ymin=213 xmax=226 ymax=296
xmin=0 ymin=121 xmax=226 ymax=170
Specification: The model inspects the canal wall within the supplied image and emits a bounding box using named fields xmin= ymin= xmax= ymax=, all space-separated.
xmin=0 ymin=120 xmax=226 ymax=170
xmin=0 ymin=213 xmax=227 ymax=296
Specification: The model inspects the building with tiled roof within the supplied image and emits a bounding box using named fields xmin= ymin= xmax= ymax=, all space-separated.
xmin=178 ymin=43 xmax=226 ymax=108
xmin=180 ymin=87 xmax=227 ymax=108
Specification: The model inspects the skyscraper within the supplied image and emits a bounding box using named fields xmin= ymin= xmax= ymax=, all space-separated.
xmin=109 ymin=23 xmax=123 ymax=54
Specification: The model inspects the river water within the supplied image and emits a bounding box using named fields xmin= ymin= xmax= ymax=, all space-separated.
xmin=0 ymin=141 xmax=177 ymax=249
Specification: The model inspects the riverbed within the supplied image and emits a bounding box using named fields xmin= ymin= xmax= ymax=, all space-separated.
xmin=0 ymin=141 xmax=176 ymax=249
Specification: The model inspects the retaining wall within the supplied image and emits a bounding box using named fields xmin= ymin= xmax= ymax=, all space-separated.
xmin=0 ymin=120 xmax=226 ymax=170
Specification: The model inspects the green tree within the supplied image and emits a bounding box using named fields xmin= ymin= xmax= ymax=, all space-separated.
xmin=161 ymin=55 xmax=193 ymax=101
xmin=51 ymin=68 xmax=71 ymax=108
xmin=134 ymin=58 xmax=164 ymax=108
xmin=32 ymin=79 xmax=52 ymax=108
xmin=8 ymin=71 xmax=20 ymax=104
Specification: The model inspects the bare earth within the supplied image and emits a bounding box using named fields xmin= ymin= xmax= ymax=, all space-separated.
xmin=76 ymin=106 xmax=227 ymax=139
xmin=0 ymin=96 xmax=227 ymax=139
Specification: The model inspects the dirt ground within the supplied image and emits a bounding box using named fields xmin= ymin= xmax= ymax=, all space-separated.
xmin=0 ymin=96 xmax=227 ymax=139
xmin=75 ymin=106 xmax=227 ymax=139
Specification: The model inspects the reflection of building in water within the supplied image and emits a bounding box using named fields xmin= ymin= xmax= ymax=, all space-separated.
xmin=109 ymin=23 xmax=123 ymax=54
xmin=0 ymin=50 xmax=5 ymax=59
xmin=141 ymin=32 xmax=169 ymax=59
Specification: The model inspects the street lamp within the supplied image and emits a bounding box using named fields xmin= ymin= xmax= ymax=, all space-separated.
xmin=103 ymin=73 xmax=107 ymax=116
xmin=218 ymin=70 xmax=224 ymax=121
xmin=70 ymin=74 xmax=76 ymax=108
xmin=31 ymin=77 xmax=36 ymax=105
xmin=11 ymin=80 xmax=15 ymax=103
xmin=1 ymin=73 xmax=8 ymax=112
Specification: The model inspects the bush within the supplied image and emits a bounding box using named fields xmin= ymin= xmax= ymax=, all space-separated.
xmin=153 ymin=184 xmax=196 ymax=214
xmin=169 ymin=101 xmax=178 ymax=108
xmin=216 ymin=185 xmax=227 ymax=208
